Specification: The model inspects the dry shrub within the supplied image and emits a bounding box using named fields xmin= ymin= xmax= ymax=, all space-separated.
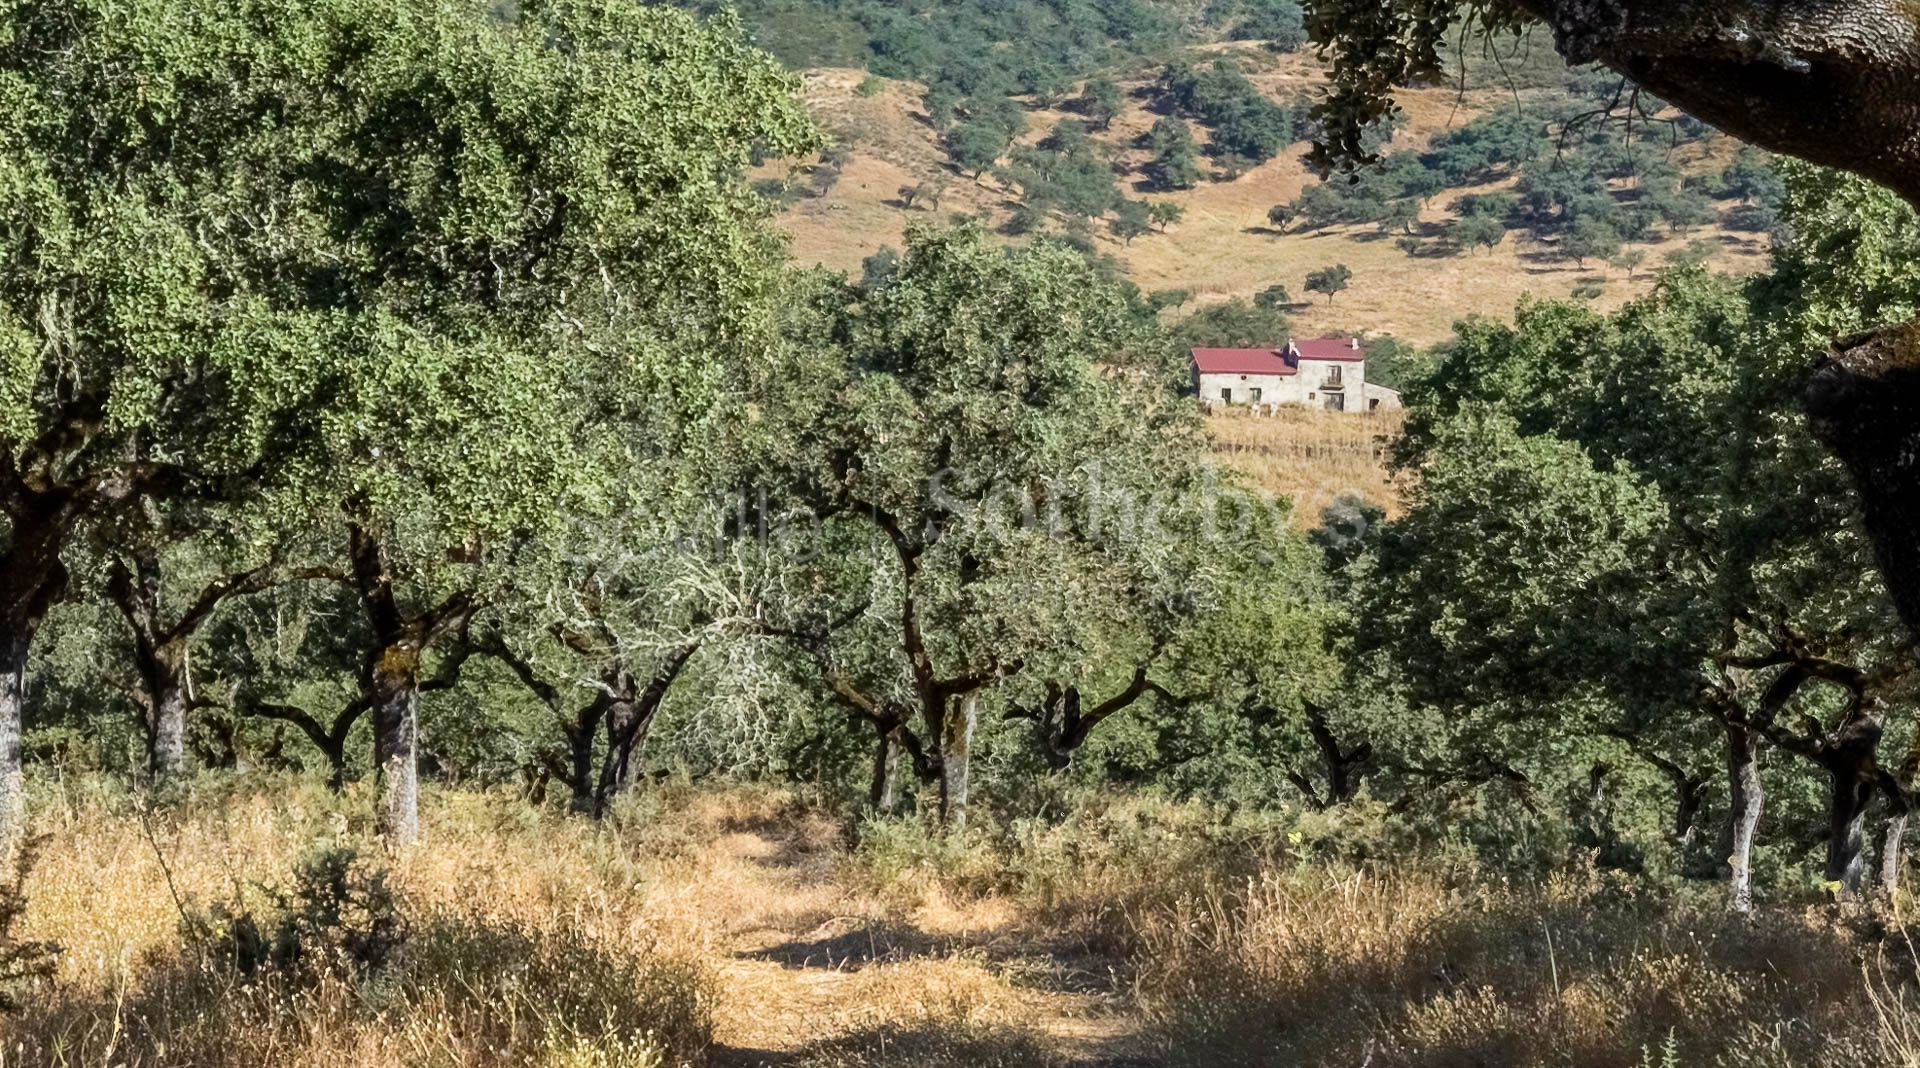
xmin=1135 ymin=863 xmax=1920 ymax=1068
xmin=9 ymin=917 xmax=710 ymax=1068
xmin=848 ymin=795 xmax=1274 ymax=958
xmin=0 ymin=839 xmax=58 ymax=1010
xmin=2 ymin=778 xmax=714 ymax=1068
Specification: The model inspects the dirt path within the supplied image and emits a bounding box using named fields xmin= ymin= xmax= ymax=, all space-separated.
xmin=691 ymin=823 xmax=1157 ymax=1067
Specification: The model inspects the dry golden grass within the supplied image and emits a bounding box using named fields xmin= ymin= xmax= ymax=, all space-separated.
xmin=0 ymin=779 xmax=1123 ymax=1068
xmin=1206 ymin=406 xmax=1407 ymax=523
xmin=1132 ymin=865 xmax=1920 ymax=1068
xmin=767 ymin=48 xmax=1772 ymax=345
xmin=14 ymin=778 xmax=1920 ymax=1068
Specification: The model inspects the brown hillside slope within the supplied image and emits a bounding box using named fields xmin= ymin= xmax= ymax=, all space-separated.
xmin=768 ymin=48 xmax=1770 ymax=345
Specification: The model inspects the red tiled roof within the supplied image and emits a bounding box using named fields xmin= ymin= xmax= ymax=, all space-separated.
xmin=1191 ymin=338 xmax=1366 ymax=374
xmin=1190 ymin=347 xmax=1297 ymax=376
xmin=1293 ymin=336 xmax=1367 ymax=362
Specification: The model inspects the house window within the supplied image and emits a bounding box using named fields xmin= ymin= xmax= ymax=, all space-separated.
xmin=1220 ymin=388 xmax=1233 ymax=403
xmin=1250 ymin=387 xmax=1263 ymax=403
xmin=1326 ymin=367 xmax=1344 ymax=387
xmin=1308 ymin=392 xmax=1316 ymax=401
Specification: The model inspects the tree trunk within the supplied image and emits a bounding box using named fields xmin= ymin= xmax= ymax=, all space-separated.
xmin=1723 ymin=721 xmax=1764 ymax=914
xmin=1881 ymin=805 xmax=1908 ymax=898
xmin=1825 ymin=758 xmax=1877 ymax=898
xmin=1672 ymin=773 xmax=1706 ymax=853
xmin=321 ymin=735 xmax=349 ymax=793
xmin=1807 ymin=329 xmax=1920 ymax=644
xmin=1818 ymin=705 xmax=1886 ymax=900
xmin=870 ymin=733 xmax=898 ymax=814
xmin=565 ymin=719 xmax=597 ymax=816
xmin=0 ymin=630 xmax=30 ymax=873
xmin=0 ymin=526 xmax=69 ymax=871
xmin=143 ymin=644 xmax=188 ymax=782
xmin=593 ymin=650 xmax=694 ymax=819
xmin=1305 ymin=701 xmax=1371 ymax=807
xmin=939 ymin=695 xmax=977 ymax=832
xmin=369 ymin=642 xmax=421 ymax=849
xmin=600 ymin=698 xmax=638 ymax=800
xmin=596 ymin=694 xmax=661 ymax=817
xmin=594 ymin=697 xmax=661 ymax=819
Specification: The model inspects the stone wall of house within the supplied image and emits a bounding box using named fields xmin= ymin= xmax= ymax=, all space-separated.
xmin=1296 ymin=358 xmax=1365 ymax=413
xmin=1197 ymin=372 xmax=1303 ymax=407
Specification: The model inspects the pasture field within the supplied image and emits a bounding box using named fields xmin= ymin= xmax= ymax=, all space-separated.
xmin=1206 ymin=406 xmax=1407 ymax=524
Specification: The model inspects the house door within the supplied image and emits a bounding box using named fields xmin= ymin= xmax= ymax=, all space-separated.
xmin=1324 ymin=393 xmax=1346 ymax=412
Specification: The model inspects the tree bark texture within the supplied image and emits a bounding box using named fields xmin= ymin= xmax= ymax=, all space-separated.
xmin=870 ymin=733 xmax=899 ymax=814
xmin=369 ymin=640 xmax=421 ymax=849
xmin=1825 ymin=750 xmax=1880 ymax=896
xmin=1724 ymin=720 xmax=1764 ymax=914
xmin=939 ymin=695 xmax=978 ymax=832
xmin=1882 ymin=806 xmax=1908 ymax=897
xmin=0 ymin=522 xmax=69 ymax=870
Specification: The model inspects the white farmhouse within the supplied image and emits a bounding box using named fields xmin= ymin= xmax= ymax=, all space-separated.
xmin=1191 ymin=337 xmax=1402 ymax=414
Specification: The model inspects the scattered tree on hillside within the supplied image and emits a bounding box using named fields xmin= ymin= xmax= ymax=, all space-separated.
xmin=1111 ymin=200 xmax=1153 ymax=244
xmin=1306 ymin=264 xmax=1354 ymax=303
xmin=945 ymin=95 xmax=1026 ymax=179
xmin=1450 ymin=213 xmax=1508 ymax=254
xmin=1611 ymin=249 xmax=1648 ymax=279
xmin=1254 ymin=284 xmax=1292 ymax=309
xmin=1561 ymin=220 xmax=1623 ymax=269
xmin=1147 ymin=116 xmax=1202 ymax=191
xmin=1160 ymin=59 xmax=1300 ymax=165
xmin=1080 ymin=74 xmax=1126 ymax=130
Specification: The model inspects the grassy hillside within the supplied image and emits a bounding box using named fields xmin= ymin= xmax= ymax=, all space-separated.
xmin=763 ymin=45 xmax=1772 ymax=345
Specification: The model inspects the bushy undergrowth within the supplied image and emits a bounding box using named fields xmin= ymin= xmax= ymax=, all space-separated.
xmin=5 ymin=778 xmax=714 ymax=1068
xmin=1131 ymin=869 xmax=1920 ymax=1067
xmin=838 ymin=791 xmax=1920 ymax=1068
xmin=19 ymin=779 xmax=1920 ymax=1068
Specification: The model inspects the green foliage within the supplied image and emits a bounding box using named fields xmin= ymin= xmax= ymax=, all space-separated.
xmin=1171 ymin=299 xmax=1292 ymax=349
xmin=1080 ymin=74 xmax=1127 ymax=130
xmin=1451 ymin=213 xmax=1507 ymax=254
xmin=1225 ymin=0 xmax=1308 ymax=51
xmin=1302 ymin=0 xmax=1536 ymax=173
xmin=945 ymin=96 xmax=1027 ymax=177
xmin=679 ymin=0 xmax=1184 ymax=98
xmin=1005 ymin=121 xmax=1121 ymax=220
xmin=1147 ymin=116 xmax=1203 ymax=190
xmin=1160 ymin=60 xmax=1303 ymax=165
xmin=1561 ymin=220 xmax=1623 ymax=268
xmin=1112 ymin=199 xmax=1154 ymax=243
xmin=204 ymin=845 xmax=405 ymax=976
xmin=1305 ymin=264 xmax=1353 ymax=302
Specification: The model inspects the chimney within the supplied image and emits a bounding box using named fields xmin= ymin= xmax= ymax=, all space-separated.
xmin=1351 ymin=336 xmax=1361 ymax=351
